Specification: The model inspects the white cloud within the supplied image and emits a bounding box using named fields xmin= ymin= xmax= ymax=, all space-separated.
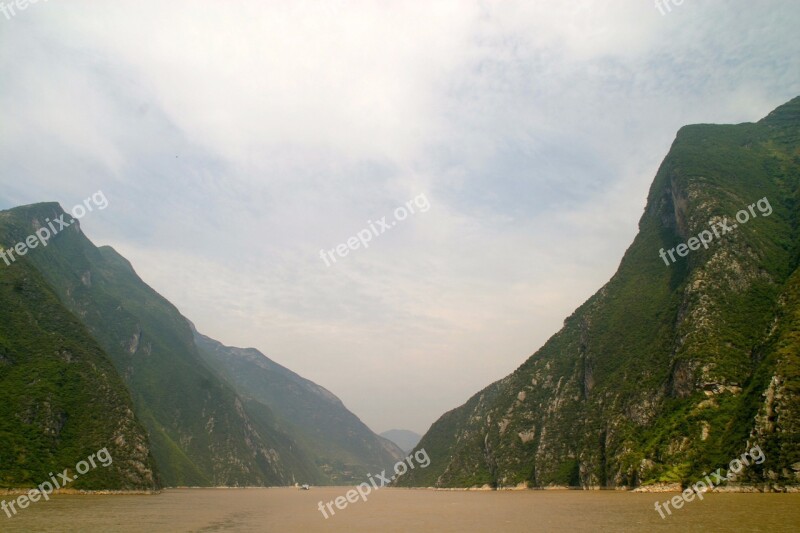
xmin=1 ymin=0 xmax=799 ymax=433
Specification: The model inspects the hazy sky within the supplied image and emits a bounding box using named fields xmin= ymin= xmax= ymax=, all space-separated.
xmin=1 ymin=1 xmax=798 ymax=435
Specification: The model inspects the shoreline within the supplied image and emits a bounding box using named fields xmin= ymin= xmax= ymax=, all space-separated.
xmin=392 ymin=484 xmax=800 ymax=493
xmin=3 ymin=485 xmax=798 ymax=496
xmin=1 ymin=489 xmax=160 ymax=496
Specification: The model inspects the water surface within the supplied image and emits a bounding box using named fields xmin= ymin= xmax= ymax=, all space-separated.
xmin=3 ymin=488 xmax=798 ymax=532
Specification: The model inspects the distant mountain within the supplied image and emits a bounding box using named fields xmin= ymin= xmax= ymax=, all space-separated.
xmin=0 ymin=212 xmax=157 ymax=490
xmin=380 ymin=430 xmax=422 ymax=454
xmin=398 ymin=97 xmax=800 ymax=489
xmin=194 ymin=331 xmax=405 ymax=483
xmin=0 ymin=201 xmax=404 ymax=488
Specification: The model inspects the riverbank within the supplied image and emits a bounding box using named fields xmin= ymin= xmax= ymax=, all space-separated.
xmin=394 ymin=483 xmax=800 ymax=493
xmin=1 ymin=489 xmax=159 ymax=496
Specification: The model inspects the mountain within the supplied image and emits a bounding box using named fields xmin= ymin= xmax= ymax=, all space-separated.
xmin=0 ymin=213 xmax=157 ymax=490
xmin=398 ymin=97 xmax=800 ymax=489
xmin=1 ymin=202 xmax=324 ymax=487
xmin=380 ymin=430 xmax=422 ymax=454
xmin=194 ymin=332 xmax=405 ymax=483
xmin=1 ymin=201 xmax=404 ymax=488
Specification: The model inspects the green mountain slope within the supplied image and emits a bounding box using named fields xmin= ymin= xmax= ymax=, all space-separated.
xmin=0 ymin=216 xmax=157 ymax=490
xmin=2 ymin=203 xmax=320 ymax=486
xmin=194 ymin=330 xmax=405 ymax=484
xmin=398 ymin=96 xmax=800 ymax=489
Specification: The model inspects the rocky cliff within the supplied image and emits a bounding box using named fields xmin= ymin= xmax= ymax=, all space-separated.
xmin=398 ymin=97 xmax=800 ymax=490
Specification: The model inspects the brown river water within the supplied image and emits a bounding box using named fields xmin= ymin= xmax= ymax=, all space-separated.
xmin=2 ymin=488 xmax=798 ymax=532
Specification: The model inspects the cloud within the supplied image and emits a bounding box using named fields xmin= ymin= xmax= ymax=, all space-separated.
xmin=1 ymin=0 xmax=799 ymax=433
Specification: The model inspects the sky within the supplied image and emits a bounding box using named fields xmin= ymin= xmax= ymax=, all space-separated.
xmin=1 ymin=0 xmax=799 ymax=435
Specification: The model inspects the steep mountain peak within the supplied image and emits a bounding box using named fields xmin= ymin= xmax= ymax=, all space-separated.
xmin=398 ymin=96 xmax=800 ymax=490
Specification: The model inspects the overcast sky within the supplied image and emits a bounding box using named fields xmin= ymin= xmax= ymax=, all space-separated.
xmin=1 ymin=1 xmax=798 ymax=435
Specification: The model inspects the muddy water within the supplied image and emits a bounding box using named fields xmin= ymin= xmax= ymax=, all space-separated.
xmin=2 ymin=488 xmax=798 ymax=532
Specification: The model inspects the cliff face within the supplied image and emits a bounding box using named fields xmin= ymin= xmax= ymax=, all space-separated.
xmin=1 ymin=202 xmax=325 ymax=487
xmin=398 ymin=97 xmax=800 ymax=489
xmin=1 ymin=201 xmax=404 ymax=488
xmin=0 ymin=213 xmax=158 ymax=490
xmin=0 ymin=204 xmax=315 ymax=486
